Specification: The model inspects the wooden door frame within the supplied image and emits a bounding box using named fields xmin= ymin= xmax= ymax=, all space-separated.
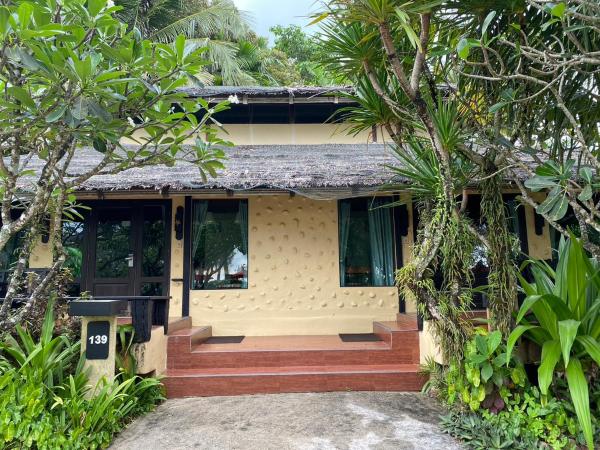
xmin=80 ymin=199 xmax=172 ymax=297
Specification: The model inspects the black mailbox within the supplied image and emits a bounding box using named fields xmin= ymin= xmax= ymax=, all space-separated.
xmin=69 ymin=299 xmax=128 ymax=317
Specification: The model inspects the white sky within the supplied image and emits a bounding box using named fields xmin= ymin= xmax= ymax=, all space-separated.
xmin=233 ymin=0 xmax=319 ymax=40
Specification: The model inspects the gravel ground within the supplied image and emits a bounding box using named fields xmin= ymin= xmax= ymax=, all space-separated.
xmin=110 ymin=391 xmax=464 ymax=450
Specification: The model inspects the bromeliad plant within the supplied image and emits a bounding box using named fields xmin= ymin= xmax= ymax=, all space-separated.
xmin=507 ymin=235 xmax=600 ymax=449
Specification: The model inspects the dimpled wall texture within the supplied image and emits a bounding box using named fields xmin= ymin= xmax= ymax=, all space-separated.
xmin=187 ymin=195 xmax=399 ymax=336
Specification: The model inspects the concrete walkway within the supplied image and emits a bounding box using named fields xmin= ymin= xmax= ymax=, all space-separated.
xmin=110 ymin=392 xmax=463 ymax=450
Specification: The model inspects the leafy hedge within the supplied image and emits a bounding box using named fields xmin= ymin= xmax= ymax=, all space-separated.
xmin=0 ymin=304 xmax=163 ymax=449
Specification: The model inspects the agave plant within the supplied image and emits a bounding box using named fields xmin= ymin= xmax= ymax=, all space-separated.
xmin=506 ymin=235 xmax=600 ymax=449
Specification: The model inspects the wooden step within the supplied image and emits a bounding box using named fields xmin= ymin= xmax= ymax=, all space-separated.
xmin=167 ymin=333 xmax=419 ymax=369
xmin=395 ymin=313 xmax=419 ymax=330
xmin=167 ymin=317 xmax=192 ymax=335
xmin=163 ymin=364 xmax=424 ymax=398
xmin=167 ymin=326 xmax=212 ymax=354
xmin=373 ymin=321 xmax=419 ymax=350
xmin=168 ymin=347 xmax=418 ymax=369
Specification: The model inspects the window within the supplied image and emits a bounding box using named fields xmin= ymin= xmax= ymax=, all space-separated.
xmin=339 ymin=197 xmax=397 ymax=287
xmin=0 ymin=234 xmax=21 ymax=272
xmin=62 ymin=219 xmax=85 ymax=296
xmin=191 ymin=200 xmax=248 ymax=290
xmin=0 ymin=233 xmax=24 ymax=297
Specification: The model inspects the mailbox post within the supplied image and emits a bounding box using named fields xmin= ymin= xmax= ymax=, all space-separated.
xmin=69 ymin=299 xmax=128 ymax=393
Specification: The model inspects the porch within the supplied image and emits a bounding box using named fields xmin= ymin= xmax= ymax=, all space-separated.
xmin=162 ymin=313 xmax=424 ymax=398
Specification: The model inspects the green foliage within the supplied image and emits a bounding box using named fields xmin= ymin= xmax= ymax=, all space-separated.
xmin=116 ymin=324 xmax=137 ymax=377
xmin=481 ymin=173 xmax=519 ymax=337
xmin=115 ymin=0 xmax=254 ymax=85
xmin=524 ymin=160 xmax=594 ymax=222
xmin=439 ymin=330 xmax=593 ymax=448
xmin=0 ymin=0 xmax=225 ymax=152
xmin=234 ymin=37 xmax=302 ymax=87
xmin=0 ymin=302 xmax=163 ymax=449
xmin=441 ymin=389 xmax=579 ymax=450
xmin=271 ymin=25 xmax=318 ymax=63
xmin=507 ymin=235 xmax=600 ymax=449
xmin=0 ymin=299 xmax=81 ymax=388
xmin=444 ymin=330 xmax=526 ymax=412
xmin=270 ymin=24 xmax=336 ymax=86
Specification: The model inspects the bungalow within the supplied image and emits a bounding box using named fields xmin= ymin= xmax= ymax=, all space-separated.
xmin=3 ymin=86 xmax=553 ymax=397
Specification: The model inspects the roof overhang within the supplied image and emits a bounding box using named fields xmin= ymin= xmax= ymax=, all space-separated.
xmin=179 ymin=86 xmax=356 ymax=105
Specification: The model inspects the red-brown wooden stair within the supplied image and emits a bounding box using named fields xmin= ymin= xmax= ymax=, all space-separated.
xmin=163 ymin=314 xmax=424 ymax=398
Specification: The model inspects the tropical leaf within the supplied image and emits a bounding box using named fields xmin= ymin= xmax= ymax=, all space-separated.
xmin=565 ymin=358 xmax=594 ymax=450
xmin=557 ymin=319 xmax=580 ymax=367
xmin=538 ymin=340 xmax=561 ymax=395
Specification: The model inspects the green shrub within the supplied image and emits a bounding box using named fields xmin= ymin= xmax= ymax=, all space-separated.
xmin=443 ymin=329 xmax=527 ymax=412
xmin=437 ymin=328 xmax=595 ymax=448
xmin=507 ymin=235 xmax=600 ymax=449
xmin=0 ymin=302 xmax=163 ymax=449
xmin=441 ymin=389 xmax=577 ymax=450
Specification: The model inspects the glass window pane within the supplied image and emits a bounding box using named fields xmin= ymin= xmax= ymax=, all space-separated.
xmin=0 ymin=233 xmax=24 ymax=297
xmin=95 ymin=209 xmax=131 ymax=278
xmin=0 ymin=234 xmax=21 ymax=271
xmin=62 ymin=221 xmax=84 ymax=280
xmin=191 ymin=200 xmax=248 ymax=290
xmin=339 ymin=198 xmax=395 ymax=287
xmin=142 ymin=206 xmax=166 ymax=277
xmin=141 ymin=282 xmax=163 ymax=296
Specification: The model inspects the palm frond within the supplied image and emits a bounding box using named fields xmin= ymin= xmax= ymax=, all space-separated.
xmin=151 ymin=0 xmax=251 ymax=43
xmin=185 ymin=38 xmax=255 ymax=86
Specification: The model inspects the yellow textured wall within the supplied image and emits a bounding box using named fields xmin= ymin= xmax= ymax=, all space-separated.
xmin=29 ymin=239 xmax=52 ymax=268
xmin=122 ymin=124 xmax=392 ymax=146
xmin=188 ymin=195 xmax=399 ymax=336
xmin=419 ymin=321 xmax=444 ymax=364
xmin=212 ymin=124 xmax=375 ymax=145
xmin=524 ymin=194 xmax=552 ymax=260
xmin=169 ymin=197 xmax=185 ymax=316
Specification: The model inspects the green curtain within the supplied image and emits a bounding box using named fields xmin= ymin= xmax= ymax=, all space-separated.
xmin=338 ymin=201 xmax=351 ymax=287
xmin=238 ymin=201 xmax=248 ymax=255
xmin=368 ymin=198 xmax=395 ymax=286
xmin=192 ymin=201 xmax=209 ymax=258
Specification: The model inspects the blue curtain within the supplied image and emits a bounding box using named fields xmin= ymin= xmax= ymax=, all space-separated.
xmin=368 ymin=198 xmax=395 ymax=286
xmin=339 ymin=201 xmax=352 ymax=287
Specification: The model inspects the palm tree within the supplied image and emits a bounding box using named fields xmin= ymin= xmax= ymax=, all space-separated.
xmin=115 ymin=0 xmax=255 ymax=85
xmin=235 ymin=36 xmax=305 ymax=86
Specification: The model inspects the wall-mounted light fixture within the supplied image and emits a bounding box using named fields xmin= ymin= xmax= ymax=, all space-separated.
xmin=174 ymin=206 xmax=184 ymax=240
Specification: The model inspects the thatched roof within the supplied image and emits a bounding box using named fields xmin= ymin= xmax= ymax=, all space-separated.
xmin=179 ymin=86 xmax=354 ymax=101
xmin=15 ymin=144 xmax=399 ymax=196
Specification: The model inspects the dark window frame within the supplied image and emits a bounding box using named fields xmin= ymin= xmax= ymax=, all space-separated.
xmin=337 ymin=196 xmax=404 ymax=288
xmin=190 ymin=199 xmax=249 ymax=291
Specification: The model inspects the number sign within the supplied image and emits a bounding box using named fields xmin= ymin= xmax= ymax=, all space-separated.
xmin=86 ymin=321 xmax=110 ymax=360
